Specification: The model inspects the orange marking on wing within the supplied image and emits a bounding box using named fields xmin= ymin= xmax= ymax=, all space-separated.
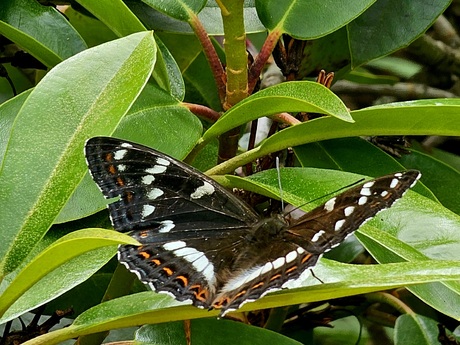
xmin=105 ymin=152 xmax=113 ymax=162
xmin=116 ymin=177 xmax=125 ymax=186
xmin=269 ymin=274 xmax=281 ymax=282
xmin=285 ymin=265 xmax=298 ymax=274
xmin=151 ymin=258 xmax=161 ymax=266
xmin=188 ymin=284 xmax=209 ymax=302
xmin=175 ymin=275 xmax=189 ymax=287
xmin=213 ymin=297 xmax=230 ymax=308
xmin=162 ymin=267 xmax=173 ymax=276
xmin=233 ymin=290 xmax=247 ymax=299
xmin=108 ymin=165 xmax=116 ymax=175
xmin=139 ymin=251 xmax=150 ymax=259
xmin=251 ymin=281 xmax=264 ymax=290
xmin=301 ymin=253 xmax=313 ymax=264
xmin=196 ymin=289 xmax=208 ymax=302
xmin=126 ymin=191 xmax=133 ymax=202
xmin=139 ymin=230 xmax=149 ymax=238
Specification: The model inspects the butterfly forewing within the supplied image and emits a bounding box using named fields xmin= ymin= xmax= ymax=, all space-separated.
xmin=85 ymin=137 xmax=259 ymax=232
xmin=285 ymin=170 xmax=421 ymax=254
xmin=85 ymin=137 xmax=420 ymax=316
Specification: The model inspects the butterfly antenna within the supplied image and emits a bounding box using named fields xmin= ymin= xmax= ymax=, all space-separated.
xmin=285 ymin=177 xmax=365 ymax=217
xmin=276 ymin=157 xmax=285 ymax=211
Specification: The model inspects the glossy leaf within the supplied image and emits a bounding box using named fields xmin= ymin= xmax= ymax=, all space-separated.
xmin=206 ymin=99 xmax=460 ymax=175
xmin=256 ymin=0 xmax=375 ymax=38
xmin=158 ymin=32 xmax=222 ymax=109
xmin=293 ymin=137 xmax=435 ymax=200
xmin=76 ymin=0 xmax=145 ymax=36
xmin=0 ymin=247 xmax=115 ymax=324
xmin=64 ymin=6 xmax=118 ymax=48
xmin=142 ymin=0 xmax=207 ymax=21
xmin=0 ymin=90 xmax=31 ymax=163
xmin=399 ymin=148 xmax=460 ymax=214
xmin=394 ymin=314 xmax=439 ymax=345
xmin=357 ymin=227 xmax=460 ymax=319
xmin=136 ymin=319 xmax=302 ymax=345
xmin=56 ymin=83 xmax=202 ymax=223
xmin=154 ymin=35 xmax=186 ymax=100
xmin=0 ymin=32 xmax=156 ymax=275
xmin=129 ymin=1 xmax=265 ymax=35
xmin=0 ymin=65 xmax=33 ymax=103
xmin=75 ymin=0 xmax=175 ymax=95
xmin=300 ymin=0 xmax=450 ymax=77
xmin=349 ymin=0 xmax=451 ymax=67
xmin=0 ymin=0 xmax=87 ymax=67
xmin=0 ymin=229 xmax=138 ymax=321
xmin=24 ymin=259 xmax=460 ymax=345
xmin=201 ymin=81 xmax=352 ymax=144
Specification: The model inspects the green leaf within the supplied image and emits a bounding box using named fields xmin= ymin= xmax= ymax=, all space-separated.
xmin=349 ymin=0 xmax=451 ymax=67
xmin=64 ymin=6 xmax=118 ymax=48
xmin=154 ymin=35 xmax=186 ymax=100
xmin=394 ymin=314 xmax=439 ymax=345
xmin=135 ymin=319 xmax=302 ymax=345
xmin=206 ymin=99 xmax=460 ymax=175
xmin=130 ymin=1 xmax=265 ymax=35
xmin=0 ymin=66 xmax=33 ymax=104
xmin=399 ymin=148 xmax=460 ymax=214
xmin=300 ymin=0 xmax=450 ymax=78
xmin=201 ymin=81 xmax=351 ymax=144
xmin=56 ymin=82 xmax=202 ymax=223
xmin=0 ymin=32 xmax=156 ymax=275
xmin=0 ymin=90 xmax=31 ymax=163
xmin=76 ymin=0 xmax=146 ymax=36
xmin=0 ymin=229 xmax=138 ymax=320
xmin=76 ymin=0 xmax=175 ymax=93
xmin=293 ymin=137 xmax=436 ymax=200
xmin=0 ymin=0 xmax=87 ymax=67
xmin=23 ymin=259 xmax=460 ymax=345
xmin=256 ymin=0 xmax=376 ymax=38
xmin=157 ymin=32 xmax=222 ymax=109
xmin=0 ymin=247 xmax=115 ymax=324
xmin=141 ymin=0 xmax=207 ymax=21
xmin=357 ymin=228 xmax=460 ymax=319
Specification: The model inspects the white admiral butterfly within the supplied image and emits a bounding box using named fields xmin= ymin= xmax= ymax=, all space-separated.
xmin=85 ymin=137 xmax=420 ymax=316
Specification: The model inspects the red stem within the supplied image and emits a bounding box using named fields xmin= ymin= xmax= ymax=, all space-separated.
xmin=248 ymin=30 xmax=283 ymax=94
xmin=189 ymin=15 xmax=226 ymax=106
xmin=183 ymin=102 xmax=221 ymax=122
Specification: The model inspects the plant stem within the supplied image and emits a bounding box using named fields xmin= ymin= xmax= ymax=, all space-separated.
xmin=183 ymin=102 xmax=221 ymax=122
xmin=249 ymin=30 xmax=283 ymax=94
xmin=217 ymin=0 xmax=249 ymax=109
xmin=189 ymin=14 xmax=226 ymax=106
xmin=215 ymin=0 xmax=249 ymax=162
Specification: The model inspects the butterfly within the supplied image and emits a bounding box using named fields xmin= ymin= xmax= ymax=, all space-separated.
xmin=85 ymin=136 xmax=420 ymax=316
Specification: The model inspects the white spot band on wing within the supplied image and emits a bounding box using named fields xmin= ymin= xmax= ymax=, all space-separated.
xmin=142 ymin=205 xmax=155 ymax=218
xmin=190 ymin=181 xmax=215 ymax=199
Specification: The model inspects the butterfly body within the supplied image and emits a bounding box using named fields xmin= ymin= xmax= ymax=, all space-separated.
xmin=85 ymin=137 xmax=420 ymax=315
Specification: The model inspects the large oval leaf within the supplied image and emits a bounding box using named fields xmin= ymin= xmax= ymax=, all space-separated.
xmin=0 ymin=32 xmax=156 ymax=275
xmin=256 ymin=0 xmax=375 ymax=38
xmin=0 ymin=229 xmax=137 ymax=321
xmin=200 ymin=81 xmax=351 ymax=145
xmin=0 ymin=0 xmax=87 ymax=67
xmin=23 ymin=259 xmax=460 ymax=345
xmin=206 ymin=99 xmax=460 ymax=175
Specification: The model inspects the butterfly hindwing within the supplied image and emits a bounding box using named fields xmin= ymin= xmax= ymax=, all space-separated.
xmin=85 ymin=136 xmax=421 ymax=316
